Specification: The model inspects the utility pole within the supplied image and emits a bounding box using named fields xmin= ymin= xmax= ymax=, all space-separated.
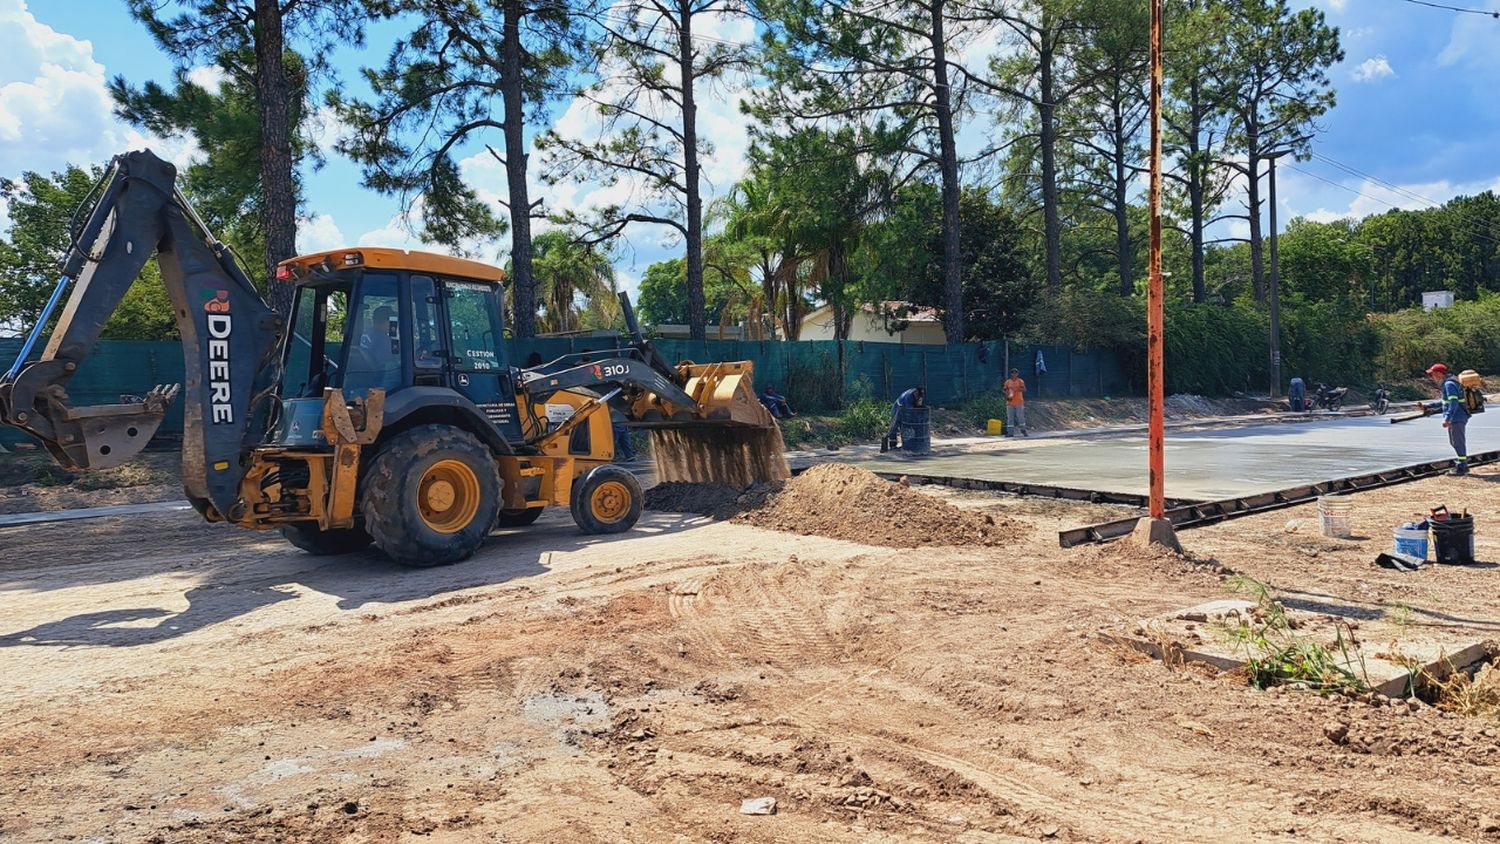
xmin=1133 ymin=0 xmax=1179 ymax=551
xmin=1267 ymin=153 xmax=1287 ymax=398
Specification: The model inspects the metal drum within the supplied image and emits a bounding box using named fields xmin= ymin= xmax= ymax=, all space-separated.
xmin=899 ymin=406 xmax=931 ymax=454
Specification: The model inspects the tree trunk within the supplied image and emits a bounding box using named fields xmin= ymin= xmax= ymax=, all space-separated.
xmin=679 ymin=2 xmax=706 ymax=341
xmin=1185 ymin=75 xmax=1207 ymax=303
xmin=253 ymin=0 xmax=296 ymax=319
xmin=1039 ymin=13 xmax=1062 ymax=299
xmin=501 ymin=0 xmax=537 ymax=338
xmin=1112 ymin=87 xmax=1133 ymax=297
xmin=1246 ymin=147 xmax=1265 ymax=302
xmin=759 ymin=249 xmax=778 ymax=340
xmin=931 ymin=0 xmax=964 ymax=342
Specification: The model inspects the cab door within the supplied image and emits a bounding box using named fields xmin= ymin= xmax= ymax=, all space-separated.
xmin=434 ymin=277 xmax=521 ymax=439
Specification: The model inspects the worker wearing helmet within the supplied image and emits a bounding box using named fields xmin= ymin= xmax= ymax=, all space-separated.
xmin=1427 ymin=363 xmax=1470 ymax=476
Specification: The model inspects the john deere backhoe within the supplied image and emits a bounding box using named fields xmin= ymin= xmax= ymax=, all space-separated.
xmin=0 ymin=149 xmax=785 ymax=565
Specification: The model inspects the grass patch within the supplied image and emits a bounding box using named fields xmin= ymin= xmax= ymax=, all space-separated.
xmin=1223 ymin=576 xmax=1368 ymax=694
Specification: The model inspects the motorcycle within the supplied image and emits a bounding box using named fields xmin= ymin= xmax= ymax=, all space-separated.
xmin=1372 ymin=384 xmax=1391 ymax=415
xmin=1311 ymin=383 xmax=1348 ymax=412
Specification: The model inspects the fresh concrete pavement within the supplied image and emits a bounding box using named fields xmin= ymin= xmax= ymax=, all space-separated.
xmin=850 ymin=410 xmax=1500 ymax=501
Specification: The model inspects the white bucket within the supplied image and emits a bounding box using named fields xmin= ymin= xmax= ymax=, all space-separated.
xmin=1393 ymin=524 xmax=1429 ymax=561
xmin=1317 ymin=497 xmax=1352 ymax=539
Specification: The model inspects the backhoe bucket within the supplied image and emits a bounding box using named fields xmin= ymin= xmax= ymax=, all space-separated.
xmin=645 ymin=361 xmax=789 ymax=489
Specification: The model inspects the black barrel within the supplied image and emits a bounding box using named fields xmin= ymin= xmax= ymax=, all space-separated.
xmin=899 ymin=406 xmax=931 ymax=454
xmin=1429 ymin=514 xmax=1476 ymax=565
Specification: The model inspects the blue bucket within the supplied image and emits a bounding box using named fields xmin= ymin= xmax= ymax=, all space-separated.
xmin=1393 ymin=522 xmax=1429 ymax=561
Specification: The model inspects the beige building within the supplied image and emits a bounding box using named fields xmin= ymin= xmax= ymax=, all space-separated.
xmin=799 ymin=302 xmax=946 ymax=345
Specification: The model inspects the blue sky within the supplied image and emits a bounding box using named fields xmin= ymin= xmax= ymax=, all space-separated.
xmin=2 ymin=0 xmax=1499 ymax=300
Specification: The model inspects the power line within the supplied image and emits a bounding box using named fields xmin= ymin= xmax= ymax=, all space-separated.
xmin=1282 ymin=161 xmax=1500 ymax=247
xmin=1399 ymin=0 xmax=1500 ymax=18
xmin=1308 ymin=152 xmax=1500 ymax=245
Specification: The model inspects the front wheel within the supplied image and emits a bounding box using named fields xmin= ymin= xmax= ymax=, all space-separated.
xmin=360 ymin=425 xmax=501 ymax=566
xmin=570 ymin=465 xmax=643 ymax=535
xmin=280 ymin=522 xmax=372 ymax=555
xmin=1330 ymin=396 xmax=1344 ymax=412
xmin=1375 ymin=398 xmax=1389 ymax=415
xmin=496 ymin=506 xmax=545 ymax=528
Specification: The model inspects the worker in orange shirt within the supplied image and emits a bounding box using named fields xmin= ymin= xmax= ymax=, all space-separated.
xmin=1003 ymin=368 xmax=1028 ymax=437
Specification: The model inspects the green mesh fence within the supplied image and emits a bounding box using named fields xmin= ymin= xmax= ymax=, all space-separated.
xmin=0 ymin=336 xmax=1129 ymax=445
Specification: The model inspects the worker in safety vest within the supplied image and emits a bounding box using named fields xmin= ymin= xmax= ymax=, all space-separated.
xmin=1426 ymin=363 xmax=1470 ymax=475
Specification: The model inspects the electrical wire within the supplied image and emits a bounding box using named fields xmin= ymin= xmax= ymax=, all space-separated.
xmin=1296 ymin=153 xmax=1500 ymax=247
xmin=1399 ymin=0 xmax=1500 ymax=18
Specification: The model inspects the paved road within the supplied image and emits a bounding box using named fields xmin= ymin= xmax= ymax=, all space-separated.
xmin=856 ymin=410 xmax=1500 ymax=500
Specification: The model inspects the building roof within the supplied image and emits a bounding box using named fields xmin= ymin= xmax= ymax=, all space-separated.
xmin=280 ymin=247 xmax=506 ymax=284
xmin=803 ymin=301 xmax=942 ymax=323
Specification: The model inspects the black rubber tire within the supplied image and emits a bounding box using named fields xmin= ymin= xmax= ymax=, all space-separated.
xmin=1375 ymin=398 xmax=1389 ymax=415
xmin=569 ymin=465 xmax=643 ymax=535
xmin=496 ymin=506 xmax=545 ymax=528
xmin=360 ymin=425 xmax=500 ymax=566
xmin=279 ymin=522 xmax=372 ymax=555
xmin=1331 ymin=396 xmax=1344 ymax=412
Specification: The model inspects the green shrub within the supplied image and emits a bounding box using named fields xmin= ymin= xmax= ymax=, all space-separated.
xmin=835 ymin=398 xmax=890 ymax=441
xmin=960 ymin=394 xmax=1008 ymax=428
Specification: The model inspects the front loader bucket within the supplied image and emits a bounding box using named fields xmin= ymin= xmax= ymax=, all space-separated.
xmin=646 ymin=361 xmax=789 ymax=488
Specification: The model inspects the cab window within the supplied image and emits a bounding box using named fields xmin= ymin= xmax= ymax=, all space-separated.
xmin=444 ymin=281 xmax=502 ymax=371
xmin=410 ymin=275 xmax=442 ymax=371
xmin=342 ymin=272 xmax=401 ymax=395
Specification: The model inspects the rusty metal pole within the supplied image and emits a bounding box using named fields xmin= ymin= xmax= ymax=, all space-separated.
xmin=1147 ymin=0 xmax=1165 ymax=520
xmin=1133 ymin=0 xmax=1180 ymax=551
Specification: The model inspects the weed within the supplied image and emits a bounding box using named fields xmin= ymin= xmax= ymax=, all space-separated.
xmin=960 ymin=395 xmax=1009 ymax=430
xmin=1382 ymin=602 xmax=1415 ymax=636
xmin=835 ymin=399 xmax=890 ymax=442
xmin=1429 ymin=661 xmax=1500 ymax=719
xmin=1222 ymin=576 xmax=1369 ymax=694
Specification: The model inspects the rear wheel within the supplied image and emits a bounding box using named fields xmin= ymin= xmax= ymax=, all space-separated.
xmin=569 ymin=465 xmax=642 ymax=535
xmin=280 ymin=522 xmax=372 ymax=555
xmin=496 ymin=506 xmax=545 ymax=528
xmin=360 ymin=425 xmax=500 ymax=566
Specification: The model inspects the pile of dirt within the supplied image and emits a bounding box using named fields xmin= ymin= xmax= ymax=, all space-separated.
xmin=643 ymin=481 xmax=746 ymax=519
xmin=732 ymin=463 xmax=1027 ymax=547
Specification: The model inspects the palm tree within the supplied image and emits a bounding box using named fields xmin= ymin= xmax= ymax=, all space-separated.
xmin=518 ymin=230 xmax=618 ymax=333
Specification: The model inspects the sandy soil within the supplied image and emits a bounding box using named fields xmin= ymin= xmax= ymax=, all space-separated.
xmin=3 ymin=468 xmax=1500 ymax=842
xmin=0 ymin=450 xmax=181 ymax=515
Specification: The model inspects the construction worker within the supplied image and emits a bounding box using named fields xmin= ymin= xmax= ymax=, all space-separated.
xmin=1427 ymin=363 xmax=1470 ymax=475
xmin=883 ymin=385 xmax=925 ymax=450
xmin=1003 ymin=368 xmax=1029 ymax=437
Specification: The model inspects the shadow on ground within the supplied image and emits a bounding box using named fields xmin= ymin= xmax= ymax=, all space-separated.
xmin=0 ymin=510 xmax=704 ymax=649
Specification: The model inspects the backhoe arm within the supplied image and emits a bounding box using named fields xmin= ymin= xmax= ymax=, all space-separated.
xmin=0 ymin=149 xmax=283 ymax=520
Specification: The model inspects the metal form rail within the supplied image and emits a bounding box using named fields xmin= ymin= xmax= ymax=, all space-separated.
xmin=790 ymin=464 xmax=1203 ymax=510
xmin=1056 ymin=450 xmax=1500 ymax=548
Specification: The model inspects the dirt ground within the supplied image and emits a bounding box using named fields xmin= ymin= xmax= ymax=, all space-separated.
xmin=0 ymin=449 xmax=180 ymax=515
xmin=4 ymin=466 xmax=1500 ymax=843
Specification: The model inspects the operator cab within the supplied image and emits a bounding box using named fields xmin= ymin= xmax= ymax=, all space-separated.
xmin=272 ymin=248 xmax=521 ymax=446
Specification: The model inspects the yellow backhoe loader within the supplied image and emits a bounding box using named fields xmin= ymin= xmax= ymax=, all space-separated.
xmin=0 ymin=149 xmax=786 ymax=564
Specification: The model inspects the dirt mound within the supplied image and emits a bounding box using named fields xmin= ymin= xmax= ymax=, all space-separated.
xmin=643 ymin=481 xmax=746 ymax=519
xmin=733 ymin=463 xmax=1027 ymax=547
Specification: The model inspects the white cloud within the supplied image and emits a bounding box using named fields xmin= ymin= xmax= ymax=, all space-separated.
xmin=1437 ymin=1 xmax=1500 ymax=67
xmin=355 ymin=197 xmax=506 ymax=265
xmin=1351 ymin=55 xmax=1394 ymax=82
xmin=297 ymin=213 xmax=346 ymax=253
xmin=1295 ymin=175 xmax=1500 ymax=222
xmin=0 ymin=0 xmax=201 ymax=180
xmin=186 ymin=65 xmax=227 ymax=92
